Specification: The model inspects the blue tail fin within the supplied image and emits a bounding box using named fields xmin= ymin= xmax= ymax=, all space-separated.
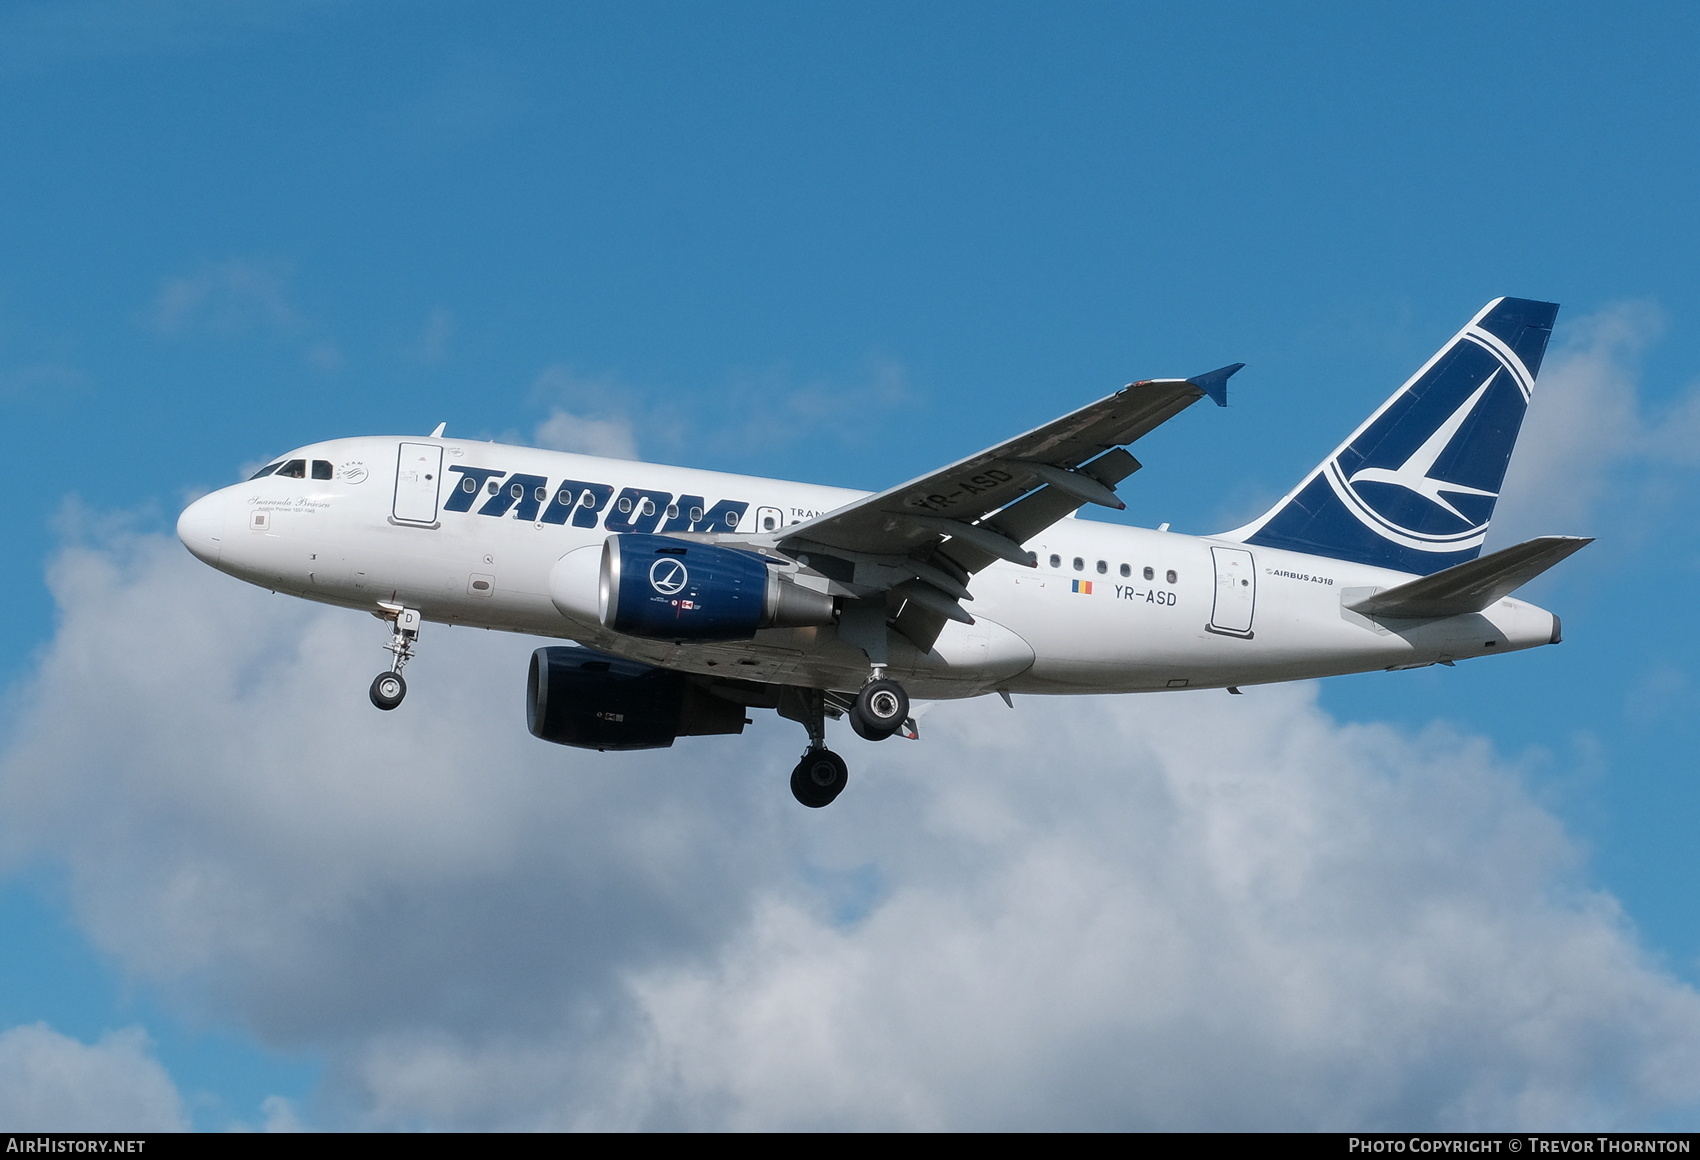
xmin=1227 ymin=297 xmax=1559 ymax=575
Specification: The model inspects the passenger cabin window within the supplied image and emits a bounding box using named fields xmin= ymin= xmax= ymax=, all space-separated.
xmin=1049 ymin=554 xmax=1061 ymax=569
xmin=249 ymin=462 xmax=282 ymax=480
xmin=311 ymin=460 xmax=334 ymax=480
xmin=1143 ymin=566 xmax=1154 ymax=581
xmin=1120 ymin=563 xmax=1131 ymax=578
xmin=1096 ymin=560 xmax=1107 ymax=574
xmin=276 ymin=460 xmax=306 ymax=479
xmin=1072 ymin=557 xmax=1084 ymax=571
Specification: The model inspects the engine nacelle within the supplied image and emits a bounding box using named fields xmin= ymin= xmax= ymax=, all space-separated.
xmin=594 ymin=533 xmax=836 ymax=642
xmin=526 ymin=647 xmax=747 ymax=751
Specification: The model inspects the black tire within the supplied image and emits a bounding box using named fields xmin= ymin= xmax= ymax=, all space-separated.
xmin=790 ymin=749 xmax=849 ymax=808
xmin=848 ymin=710 xmax=889 ymax=742
xmin=852 ymin=678 xmax=908 ymax=739
xmin=369 ymin=671 xmax=407 ymax=711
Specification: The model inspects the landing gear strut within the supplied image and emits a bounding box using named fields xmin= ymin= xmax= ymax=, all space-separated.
xmin=369 ymin=604 xmax=421 ymax=711
xmin=783 ymin=687 xmax=849 ymax=808
xmin=778 ymin=672 xmax=913 ymax=806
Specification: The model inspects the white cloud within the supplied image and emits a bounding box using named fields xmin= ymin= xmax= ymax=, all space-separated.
xmin=0 ymin=0 xmax=323 ymax=74
xmin=0 ymin=360 xmax=87 ymax=402
xmin=0 ymin=1023 xmax=187 ymax=1131
xmin=146 ymin=258 xmax=340 ymax=373
xmin=2 ymin=527 xmax=1699 ymax=1129
xmin=534 ymin=409 xmax=640 ymax=460
xmin=1494 ymin=300 xmax=1700 ymax=545
xmin=257 ymin=1094 xmax=305 ymax=1133
xmin=526 ymin=364 xmax=642 ymax=458
xmin=149 ymin=259 xmax=303 ymax=338
xmin=406 ymin=307 xmax=457 ymax=366
xmin=523 ymin=357 xmax=911 ymax=465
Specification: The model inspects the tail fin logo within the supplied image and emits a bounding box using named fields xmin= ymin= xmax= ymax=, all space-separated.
xmin=1338 ymin=371 xmax=1501 ymax=533
xmin=1320 ymin=327 xmax=1535 ymax=554
xmin=1234 ymin=297 xmax=1558 ymax=575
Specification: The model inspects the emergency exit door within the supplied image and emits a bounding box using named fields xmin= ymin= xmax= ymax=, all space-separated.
xmin=1208 ymin=546 xmax=1256 ymax=637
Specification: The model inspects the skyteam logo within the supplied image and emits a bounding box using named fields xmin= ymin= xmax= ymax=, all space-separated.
xmin=1318 ymin=322 xmax=1536 ymax=555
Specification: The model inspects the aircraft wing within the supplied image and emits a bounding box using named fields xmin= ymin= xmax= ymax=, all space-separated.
xmin=780 ymin=364 xmax=1242 ymax=569
xmin=769 ymin=364 xmax=1241 ymax=650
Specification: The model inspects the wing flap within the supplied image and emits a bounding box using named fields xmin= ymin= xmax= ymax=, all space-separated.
xmin=1345 ymin=536 xmax=1592 ymax=619
xmin=937 ymin=448 xmax=1143 ymax=574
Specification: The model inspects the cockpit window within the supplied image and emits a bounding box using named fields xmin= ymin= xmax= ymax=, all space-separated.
xmin=276 ymin=460 xmax=306 ymax=479
xmin=311 ymin=460 xmax=334 ymax=480
xmin=248 ymin=462 xmax=283 ymax=480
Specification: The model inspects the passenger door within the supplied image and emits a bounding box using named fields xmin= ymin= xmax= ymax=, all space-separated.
xmin=393 ymin=442 xmax=444 ymax=526
xmin=1208 ymin=546 xmax=1256 ymax=637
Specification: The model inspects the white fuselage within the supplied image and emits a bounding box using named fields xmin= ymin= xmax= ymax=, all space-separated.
xmin=177 ymin=436 xmax=1561 ymax=700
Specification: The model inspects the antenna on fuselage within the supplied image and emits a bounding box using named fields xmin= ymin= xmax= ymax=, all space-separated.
xmin=429 ymin=422 xmax=446 ymax=438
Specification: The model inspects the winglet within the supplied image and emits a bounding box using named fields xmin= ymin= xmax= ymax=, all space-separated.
xmin=429 ymin=422 xmax=447 ymax=438
xmin=1188 ymin=363 xmax=1244 ymax=408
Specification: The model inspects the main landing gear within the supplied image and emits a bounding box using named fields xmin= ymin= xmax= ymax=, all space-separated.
xmin=849 ymin=677 xmax=909 ymax=742
xmin=791 ymin=748 xmax=849 ymax=809
xmin=783 ymin=672 xmax=912 ymax=808
xmin=369 ymin=604 xmax=421 ymax=711
xmin=786 ymin=688 xmax=847 ymax=808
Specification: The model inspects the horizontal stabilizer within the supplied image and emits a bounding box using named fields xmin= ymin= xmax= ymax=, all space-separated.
xmin=1345 ymin=535 xmax=1592 ymax=619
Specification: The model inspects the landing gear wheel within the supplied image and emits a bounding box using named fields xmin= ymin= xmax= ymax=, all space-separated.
xmin=851 ymin=678 xmax=908 ymax=740
xmin=790 ymin=749 xmax=849 ymax=808
xmin=369 ymin=671 xmax=407 ymax=711
xmin=849 ymin=712 xmax=889 ymax=742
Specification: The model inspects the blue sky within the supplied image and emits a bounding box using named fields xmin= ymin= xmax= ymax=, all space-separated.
xmin=3 ymin=0 xmax=1700 ymax=1130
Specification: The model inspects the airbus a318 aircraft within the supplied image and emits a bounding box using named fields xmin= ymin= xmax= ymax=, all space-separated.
xmin=177 ymin=298 xmax=1587 ymax=807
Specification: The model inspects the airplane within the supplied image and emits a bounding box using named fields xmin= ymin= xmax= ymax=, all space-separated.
xmin=176 ymin=297 xmax=1588 ymax=808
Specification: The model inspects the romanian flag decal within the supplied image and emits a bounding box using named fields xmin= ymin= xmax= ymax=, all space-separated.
xmin=1072 ymin=579 xmax=1093 ymax=594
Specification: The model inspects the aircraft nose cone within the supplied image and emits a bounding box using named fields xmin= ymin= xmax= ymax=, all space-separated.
xmin=177 ymin=492 xmax=225 ymax=566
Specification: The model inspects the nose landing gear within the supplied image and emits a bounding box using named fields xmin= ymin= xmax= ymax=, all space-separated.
xmin=369 ymin=603 xmax=421 ymax=711
xmin=369 ymin=670 xmax=407 ymax=711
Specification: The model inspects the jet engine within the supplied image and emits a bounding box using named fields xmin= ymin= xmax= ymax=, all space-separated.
xmin=553 ymin=533 xmax=836 ymax=642
xmin=526 ymin=646 xmax=748 ymax=751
